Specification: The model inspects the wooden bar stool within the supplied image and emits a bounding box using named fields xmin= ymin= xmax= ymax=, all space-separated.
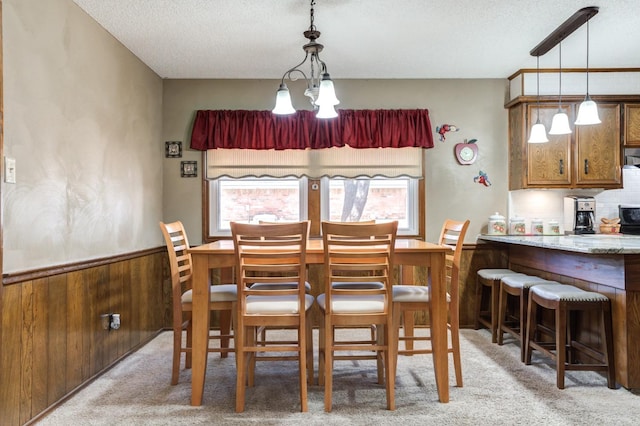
xmin=497 ymin=274 xmax=558 ymax=362
xmin=525 ymin=284 xmax=616 ymax=389
xmin=475 ymin=269 xmax=520 ymax=343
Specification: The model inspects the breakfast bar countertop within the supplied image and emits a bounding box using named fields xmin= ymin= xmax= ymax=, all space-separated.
xmin=477 ymin=234 xmax=640 ymax=254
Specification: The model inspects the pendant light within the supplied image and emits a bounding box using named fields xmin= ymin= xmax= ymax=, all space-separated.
xmin=528 ymin=56 xmax=549 ymax=143
xmin=272 ymin=0 xmax=340 ymax=119
xmin=575 ymin=20 xmax=601 ymax=125
xmin=549 ymin=42 xmax=572 ymax=135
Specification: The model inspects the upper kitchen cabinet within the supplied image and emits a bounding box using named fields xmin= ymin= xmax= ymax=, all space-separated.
xmin=508 ymin=100 xmax=622 ymax=190
xmin=575 ymin=103 xmax=621 ymax=186
xmin=624 ymin=103 xmax=640 ymax=147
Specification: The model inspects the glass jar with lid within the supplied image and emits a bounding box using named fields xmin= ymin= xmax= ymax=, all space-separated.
xmin=509 ymin=217 xmax=526 ymax=235
xmin=487 ymin=212 xmax=506 ymax=235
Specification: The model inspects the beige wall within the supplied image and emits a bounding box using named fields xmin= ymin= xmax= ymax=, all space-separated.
xmin=162 ymin=78 xmax=510 ymax=244
xmin=2 ymin=0 xmax=164 ymax=273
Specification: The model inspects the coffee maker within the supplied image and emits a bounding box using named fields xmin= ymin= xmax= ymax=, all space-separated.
xmin=564 ymin=196 xmax=596 ymax=234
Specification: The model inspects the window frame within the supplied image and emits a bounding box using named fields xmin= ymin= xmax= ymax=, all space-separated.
xmin=203 ymin=172 xmax=424 ymax=241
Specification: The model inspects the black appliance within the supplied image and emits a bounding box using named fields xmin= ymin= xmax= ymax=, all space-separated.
xmin=564 ymin=196 xmax=596 ymax=234
xmin=619 ymin=205 xmax=640 ymax=235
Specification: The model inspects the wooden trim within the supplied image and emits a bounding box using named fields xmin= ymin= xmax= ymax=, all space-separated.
xmin=2 ymin=247 xmax=165 ymax=286
xmin=507 ymin=67 xmax=640 ymax=81
xmin=505 ymin=95 xmax=640 ymax=109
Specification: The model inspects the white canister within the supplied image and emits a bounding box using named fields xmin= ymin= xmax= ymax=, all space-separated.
xmin=531 ymin=218 xmax=544 ymax=235
xmin=487 ymin=212 xmax=506 ymax=235
xmin=509 ymin=217 xmax=526 ymax=235
xmin=548 ymin=220 xmax=560 ymax=235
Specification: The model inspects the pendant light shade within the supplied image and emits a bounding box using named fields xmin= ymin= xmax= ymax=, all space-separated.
xmin=549 ymin=42 xmax=572 ymax=135
xmin=575 ymin=20 xmax=600 ymax=125
xmin=528 ymin=56 xmax=548 ymax=143
xmin=549 ymin=112 xmax=572 ymax=135
xmin=575 ymin=97 xmax=601 ymax=125
xmin=272 ymin=84 xmax=296 ymax=115
xmin=529 ymin=122 xmax=550 ymax=143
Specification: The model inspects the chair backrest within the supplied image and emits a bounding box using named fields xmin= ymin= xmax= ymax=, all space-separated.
xmin=322 ymin=221 xmax=398 ymax=313
xmin=159 ymin=221 xmax=193 ymax=308
xmin=438 ymin=219 xmax=470 ymax=301
xmin=230 ymin=221 xmax=310 ymax=315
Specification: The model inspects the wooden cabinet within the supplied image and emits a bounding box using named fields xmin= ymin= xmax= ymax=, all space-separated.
xmin=575 ymin=104 xmax=621 ymax=186
xmin=624 ymin=103 xmax=640 ymax=146
xmin=509 ymin=101 xmax=622 ymax=190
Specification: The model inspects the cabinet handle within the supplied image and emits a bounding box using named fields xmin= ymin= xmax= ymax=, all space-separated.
xmin=559 ymin=159 xmax=564 ymax=175
xmin=584 ymin=159 xmax=589 ymax=175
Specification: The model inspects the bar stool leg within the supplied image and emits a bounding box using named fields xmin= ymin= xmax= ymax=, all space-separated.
xmin=602 ymin=302 xmax=616 ymax=389
xmin=556 ymin=303 xmax=567 ymax=389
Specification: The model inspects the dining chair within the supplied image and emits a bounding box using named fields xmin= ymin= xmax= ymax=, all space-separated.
xmin=392 ymin=219 xmax=470 ymax=387
xmin=159 ymin=221 xmax=237 ymax=385
xmin=317 ymin=220 xmax=398 ymax=412
xmin=230 ymin=221 xmax=314 ymax=413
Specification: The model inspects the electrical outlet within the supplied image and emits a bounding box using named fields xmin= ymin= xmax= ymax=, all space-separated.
xmin=4 ymin=157 xmax=16 ymax=184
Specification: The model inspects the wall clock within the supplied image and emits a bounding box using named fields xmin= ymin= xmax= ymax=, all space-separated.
xmin=454 ymin=139 xmax=478 ymax=165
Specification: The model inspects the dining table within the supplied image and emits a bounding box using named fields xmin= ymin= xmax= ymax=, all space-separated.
xmin=187 ymin=238 xmax=449 ymax=406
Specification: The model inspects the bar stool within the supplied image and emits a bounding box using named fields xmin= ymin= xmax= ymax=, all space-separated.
xmin=497 ymin=274 xmax=558 ymax=362
xmin=525 ymin=283 xmax=616 ymax=389
xmin=475 ymin=269 xmax=520 ymax=343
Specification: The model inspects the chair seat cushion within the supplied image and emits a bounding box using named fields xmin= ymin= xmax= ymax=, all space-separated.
xmin=391 ymin=285 xmax=451 ymax=303
xmin=250 ymin=281 xmax=312 ymax=292
xmin=317 ymin=293 xmax=385 ymax=313
xmin=477 ymin=268 xmax=519 ymax=280
xmin=181 ymin=284 xmax=237 ymax=303
xmin=531 ymin=284 xmax=609 ymax=302
xmin=332 ymin=281 xmax=385 ymax=290
xmin=246 ymin=294 xmax=315 ymax=314
xmin=501 ymin=274 xmax=552 ymax=289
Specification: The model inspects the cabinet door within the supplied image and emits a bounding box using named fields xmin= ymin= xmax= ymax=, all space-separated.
xmin=624 ymin=104 xmax=640 ymax=146
xmin=526 ymin=104 xmax=572 ymax=187
xmin=575 ymin=103 xmax=621 ymax=187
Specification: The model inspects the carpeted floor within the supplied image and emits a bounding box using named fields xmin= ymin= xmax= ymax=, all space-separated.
xmin=36 ymin=328 xmax=640 ymax=425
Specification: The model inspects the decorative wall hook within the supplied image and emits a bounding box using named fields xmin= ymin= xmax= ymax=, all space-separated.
xmin=436 ymin=124 xmax=459 ymax=142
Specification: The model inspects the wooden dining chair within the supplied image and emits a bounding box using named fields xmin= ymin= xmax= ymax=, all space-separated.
xmin=159 ymin=221 xmax=236 ymax=385
xmin=318 ymin=220 xmax=398 ymax=412
xmin=392 ymin=219 xmax=470 ymax=387
xmin=230 ymin=221 xmax=314 ymax=413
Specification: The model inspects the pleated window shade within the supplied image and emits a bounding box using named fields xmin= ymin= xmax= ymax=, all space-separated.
xmin=206 ymin=147 xmax=423 ymax=179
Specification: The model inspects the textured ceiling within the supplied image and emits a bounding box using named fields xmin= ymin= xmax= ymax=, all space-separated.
xmin=71 ymin=0 xmax=640 ymax=79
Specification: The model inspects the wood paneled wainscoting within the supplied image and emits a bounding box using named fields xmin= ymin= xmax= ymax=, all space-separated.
xmin=0 ymin=247 xmax=170 ymax=426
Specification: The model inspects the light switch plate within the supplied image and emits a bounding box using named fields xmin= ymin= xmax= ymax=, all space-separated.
xmin=5 ymin=157 xmax=16 ymax=184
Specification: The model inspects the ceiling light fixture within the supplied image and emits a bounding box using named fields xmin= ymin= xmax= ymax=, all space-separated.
xmin=272 ymin=0 xmax=340 ymax=119
xmin=574 ymin=19 xmax=601 ymax=125
xmin=549 ymin=42 xmax=572 ymax=135
xmin=528 ymin=56 xmax=549 ymax=143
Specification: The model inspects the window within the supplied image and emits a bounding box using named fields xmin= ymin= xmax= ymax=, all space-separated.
xmin=209 ymin=178 xmax=307 ymax=236
xmin=321 ymin=177 xmax=418 ymax=235
xmin=207 ymin=177 xmax=419 ymax=238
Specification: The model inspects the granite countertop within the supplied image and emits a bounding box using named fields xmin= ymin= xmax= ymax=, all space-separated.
xmin=477 ymin=234 xmax=640 ymax=254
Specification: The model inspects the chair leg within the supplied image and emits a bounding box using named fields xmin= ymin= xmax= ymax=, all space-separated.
xmin=318 ymin=320 xmax=326 ymax=386
xmin=384 ymin=322 xmax=396 ymax=411
xmin=524 ymin=296 xmax=537 ymax=365
xmin=402 ymin=310 xmax=415 ymax=352
xmin=219 ymin=309 xmax=232 ymax=359
xmin=490 ymin=281 xmax=499 ymax=343
xmin=306 ymin=315 xmax=314 ymax=386
xmin=450 ymin=309 xmax=463 ymax=387
xmin=171 ymin=327 xmax=182 ymax=385
xmin=391 ymin=304 xmax=403 ymax=379
xmin=324 ymin=320 xmax=334 ymax=412
xmin=376 ymin=325 xmax=385 ymax=384
xmin=185 ymin=320 xmax=193 ymax=369
xmin=235 ymin=325 xmax=247 ymax=413
xmin=247 ymin=328 xmax=257 ymax=387
xmin=556 ymin=304 xmax=567 ymax=389
xmin=497 ymin=283 xmax=508 ymax=346
xmin=475 ymin=277 xmax=483 ymax=330
xmin=519 ymin=289 xmax=529 ymax=363
xmin=299 ymin=323 xmax=309 ymax=412
xmin=601 ymin=303 xmax=616 ymax=389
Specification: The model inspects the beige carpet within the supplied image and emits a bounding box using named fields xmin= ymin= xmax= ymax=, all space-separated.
xmin=36 ymin=328 xmax=640 ymax=425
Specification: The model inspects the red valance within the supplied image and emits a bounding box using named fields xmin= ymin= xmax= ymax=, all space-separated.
xmin=190 ymin=109 xmax=434 ymax=151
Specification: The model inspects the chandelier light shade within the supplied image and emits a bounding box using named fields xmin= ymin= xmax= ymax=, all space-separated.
xmin=528 ymin=56 xmax=549 ymax=143
xmin=575 ymin=20 xmax=601 ymax=125
xmin=272 ymin=0 xmax=340 ymax=119
xmin=549 ymin=42 xmax=572 ymax=135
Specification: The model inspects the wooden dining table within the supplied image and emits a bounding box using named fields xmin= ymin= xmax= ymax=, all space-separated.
xmin=187 ymin=238 xmax=449 ymax=406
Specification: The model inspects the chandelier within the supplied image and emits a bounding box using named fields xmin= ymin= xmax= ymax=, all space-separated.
xmin=272 ymin=0 xmax=340 ymax=119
